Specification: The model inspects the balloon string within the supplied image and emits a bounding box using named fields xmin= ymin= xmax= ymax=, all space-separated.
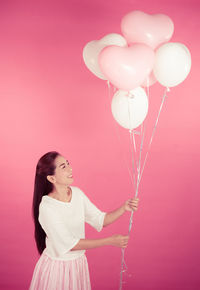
xmin=119 ymin=84 xmax=169 ymax=290
xmin=107 ymin=80 xmax=111 ymax=90
xmin=106 ymin=81 xmax=135 ymax=190
xmin=132 ymin=131 xmax=137 ymax=155
xmin=120 ymin=83 xmax=150 ymax=289
xmin=119 ymin=125 xmax=145 ymax=289
xmin=120 ymin=98 xmax=139 ymax=290
xmin=139 ymin=87 xmax=169 ymax=184
xmin=129 ymin=130 xmax=136 ymax=191
xmin=147 ymin=76 xmax=150 ymax=99
xmin=136 ymin=79 xmax=150 ymax=188
xmin=127 ymin=97 xmax=136 ymax=190
xmin=119 ymin=80 xmax=152 ymax=289
xmin=132 ymin=131 xmax=138 ymax=171
xmin=136 ymin=124 xmax=145 ymax=194
xmin=127 ymin=119 xmax=145 ymax=236
xmin=140 ymin=77 xmax=149 ymax=142
xmin=119 ymin=248 xmax=128 ymax=290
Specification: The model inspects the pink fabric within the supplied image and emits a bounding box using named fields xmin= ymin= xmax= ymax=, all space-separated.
xmin=29 ymin=253 xmax=91 ymax=290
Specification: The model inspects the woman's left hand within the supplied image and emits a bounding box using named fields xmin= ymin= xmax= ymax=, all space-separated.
xmin=123 ymin=198 xmax=139 ymax=212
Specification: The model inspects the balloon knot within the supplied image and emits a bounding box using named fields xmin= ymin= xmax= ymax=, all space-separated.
xmin=128 ymin=92 xmax=135 ymax=98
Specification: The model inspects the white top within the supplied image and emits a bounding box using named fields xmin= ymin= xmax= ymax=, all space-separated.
xmin=39 ymin=186 xmax=106 ymax=261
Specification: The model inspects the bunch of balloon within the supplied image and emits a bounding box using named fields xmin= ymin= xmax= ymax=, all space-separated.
xmin=83 ymin=10 xmax=191 ymax=290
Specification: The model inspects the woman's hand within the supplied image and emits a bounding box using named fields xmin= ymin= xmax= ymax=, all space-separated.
xmin=123 ymin=198 xmax=139 ymax=212
xmin=109 ymin=234 xmax=129 ymax=248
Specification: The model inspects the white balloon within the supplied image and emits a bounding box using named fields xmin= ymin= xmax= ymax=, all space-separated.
xmin=111 ymin=87 xmax=149 ymax=129
xmin=153 ymin=42 xmax=191 ymax=87
xmin=83 ymin=33 xmax=127 ymax=80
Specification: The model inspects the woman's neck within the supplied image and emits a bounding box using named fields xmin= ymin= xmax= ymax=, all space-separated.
xmin=48 ymin=186 xmax=72 ymax=202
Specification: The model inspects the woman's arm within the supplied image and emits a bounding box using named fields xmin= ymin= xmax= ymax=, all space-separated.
xmin=103 ymin=205 xmax=125 ymax=227
xmin=103 ymin=198 xmax=139 ymax=227
xmin=71 ymin=234 xmax=129 ymax=251
xmin=71 ymin=199 xmax=139 ymax=251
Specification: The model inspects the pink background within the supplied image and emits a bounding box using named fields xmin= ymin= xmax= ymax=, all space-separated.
xmin=0 ymin=0 xmax=199 ymax=289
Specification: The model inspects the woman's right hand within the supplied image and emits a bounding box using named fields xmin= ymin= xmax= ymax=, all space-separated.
xmin=109 ymin=234 xmax=129 ymax=248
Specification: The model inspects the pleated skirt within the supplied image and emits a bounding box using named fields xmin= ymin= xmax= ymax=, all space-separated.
xmin=29 ymin=253 xmax=91 ymax=290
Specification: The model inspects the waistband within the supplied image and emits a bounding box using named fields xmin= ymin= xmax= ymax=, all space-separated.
xmin=42 ymin=251 xmax=86 ymax=261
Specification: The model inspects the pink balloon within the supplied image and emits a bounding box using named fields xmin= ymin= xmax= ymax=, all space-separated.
xmin=142 ymin=71 xmax=157 ymax=87
xmin=121 ymin=10 xmax=174 ymax=49
xmin=99 ymin=44 xmax=155 ymax=91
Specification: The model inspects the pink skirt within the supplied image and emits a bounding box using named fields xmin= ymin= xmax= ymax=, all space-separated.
xmin=29 ymin=253 xmax=91 ymax=290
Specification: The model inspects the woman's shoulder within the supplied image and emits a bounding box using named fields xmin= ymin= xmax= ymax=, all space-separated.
xmin=71 ymin=186 xmax=87 ymax=200
xmin=39 ymin=196 xmax=54 ymax=211
xmin=39 ymin=186 xmax=85 ymax=209
xmin=71 ymin=185 xmax=84 ymax=195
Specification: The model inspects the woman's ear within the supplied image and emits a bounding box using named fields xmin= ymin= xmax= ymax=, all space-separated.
xmin=46 ymin=175 xmax=55 ymax=184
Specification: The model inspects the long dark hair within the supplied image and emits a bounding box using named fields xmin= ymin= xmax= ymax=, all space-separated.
xmin=32 ymin=151 xmax=60 ymax=255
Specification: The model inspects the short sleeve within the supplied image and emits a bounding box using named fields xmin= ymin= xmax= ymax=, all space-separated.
xmin=80 ymin=189 xmax=107 ymax=232
xmin=39 ymin=204 xmax=80 ymax=256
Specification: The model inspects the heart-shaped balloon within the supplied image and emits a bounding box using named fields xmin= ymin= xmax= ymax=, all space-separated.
xmin=121 ymin=10 xmax=174 ymax=49
xmin=83 ymin=33 xmax=127 ymax=80
xmin=99 ymin=44 xmax=155 ymax=91
xmin=142 ymin=71 xmax=157 ymax=87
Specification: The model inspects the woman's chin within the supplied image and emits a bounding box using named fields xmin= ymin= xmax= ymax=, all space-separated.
xmin=67 ymin=178 xmax=74 ymax=184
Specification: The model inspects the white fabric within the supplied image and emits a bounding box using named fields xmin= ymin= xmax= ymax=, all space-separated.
xmin=39 ymin=186 xmax=106 ymax=261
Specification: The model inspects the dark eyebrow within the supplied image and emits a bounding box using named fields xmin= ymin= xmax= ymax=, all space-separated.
xmin=59 ymin=160 xmax=69 ymax=167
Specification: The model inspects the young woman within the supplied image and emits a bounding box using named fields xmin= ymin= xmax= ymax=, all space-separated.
xmin=29 ymin=151 xmax=139 ymax=290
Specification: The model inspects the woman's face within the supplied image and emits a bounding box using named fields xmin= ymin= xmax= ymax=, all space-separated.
xmin=51 ymin=155 xmax=74 ymax=186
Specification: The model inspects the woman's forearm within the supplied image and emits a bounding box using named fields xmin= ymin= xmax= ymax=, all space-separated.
xmin=103 ymin=205 xmax=125 ymax=227
xmin=71 ymin=234 xmax=129 ymax=250
xmin=71 ymin=237 xmax=110 ymax=251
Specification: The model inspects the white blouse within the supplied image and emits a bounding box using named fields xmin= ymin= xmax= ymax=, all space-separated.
xmin=39 ymin=186 xmax=106 ymax=260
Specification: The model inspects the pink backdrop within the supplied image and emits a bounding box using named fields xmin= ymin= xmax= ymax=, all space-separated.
xmin=0 ymin=0 xmax=199 ymax=289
